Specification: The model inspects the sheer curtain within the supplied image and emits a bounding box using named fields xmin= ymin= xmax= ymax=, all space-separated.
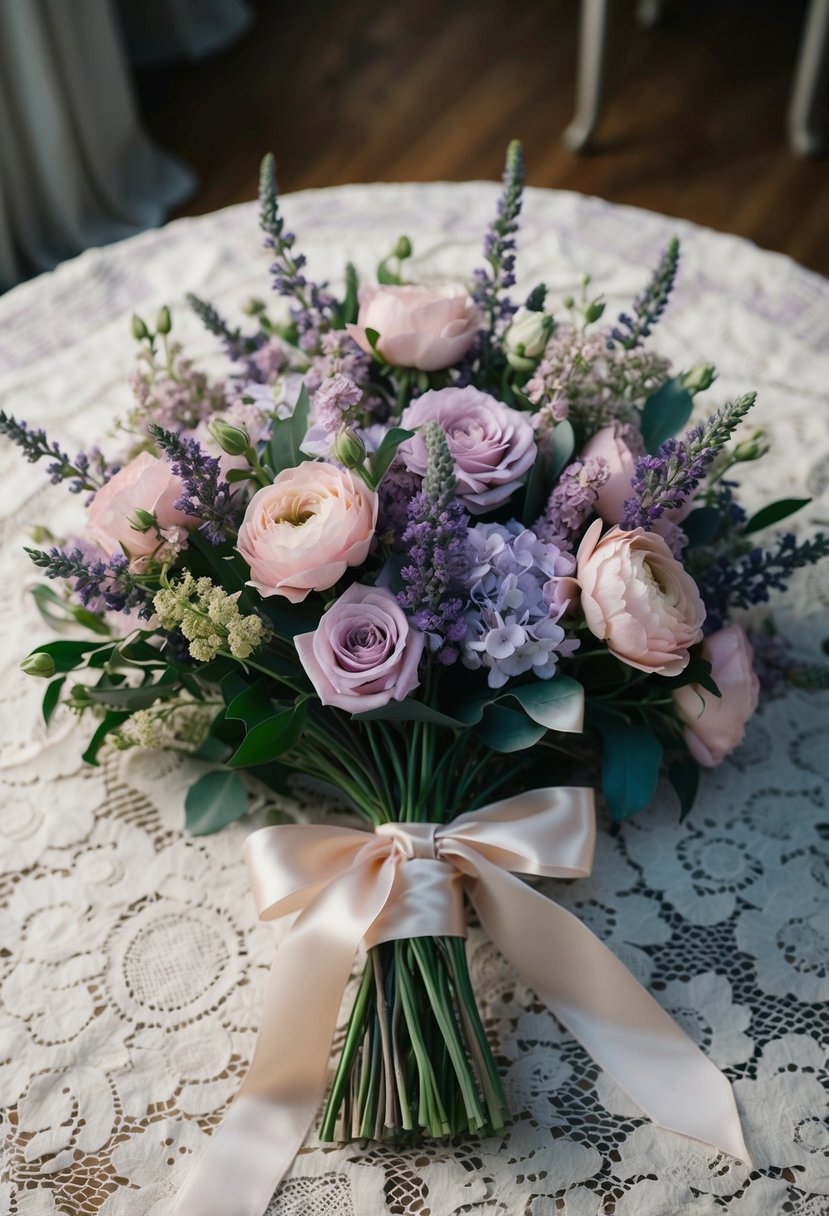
xmin=0 ymin=0 xmax=252 ymax=292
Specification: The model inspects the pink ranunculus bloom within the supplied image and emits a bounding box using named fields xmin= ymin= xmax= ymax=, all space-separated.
xmin=673 ymin=624 xmax=760 ymax=767
xmin=399 ymin=386 xmax=537 ymax=513
xmin=237 ymin=462 xmax=378 ymax=602
xmin=576 ymin=520 xmax=706 ymax=676
xmin=85 ymin=451 xmax=198 ymax=564
xmin=580 ymin=423 xmax=643 ymax=524
xmin=346 ymin=284 xmax=480 ymax=371
xmin=294 ymin=583 xmax=425 ymax=713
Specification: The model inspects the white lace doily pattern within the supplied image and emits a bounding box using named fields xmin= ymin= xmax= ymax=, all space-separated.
xmin=2 ymin=183 xmax=829 ymax=1216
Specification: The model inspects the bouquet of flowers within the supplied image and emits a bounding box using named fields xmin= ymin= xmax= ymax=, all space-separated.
xmin=3 ymin=144 xmax=828 ymax=1169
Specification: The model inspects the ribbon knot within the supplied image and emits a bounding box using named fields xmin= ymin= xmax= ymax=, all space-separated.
xmin=176 ymin=788 xmax=750 ymax=1216
xmin=376 ymin=820 xmax=439 ymax=860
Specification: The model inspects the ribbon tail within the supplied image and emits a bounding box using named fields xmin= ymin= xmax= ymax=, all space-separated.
xmin=174 ymin=856 xmax=397 ymax=1216
xmin=468 ymin=856 xmax=750 ymax=1163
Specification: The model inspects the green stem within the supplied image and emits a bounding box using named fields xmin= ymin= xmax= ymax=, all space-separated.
xmin=320 ymin=960 xmax=374 ymax=1140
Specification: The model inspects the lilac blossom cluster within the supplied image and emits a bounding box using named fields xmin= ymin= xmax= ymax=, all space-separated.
xmin=311 ymin=374 xmax=364 ymax=435
xmin=149 ymin=426 xmax=237 ymax=545
xmin=535 ymin=457 xmax=610 ymax=549
xmin=462 ymin=522 xmax=579 ymax=688
xmin=622 ymin=393 xmax=756 ymax=529
xmin=304 ymin=330 xmax=373 ymax=394
xmin=527 ymin=326 xmax=670 ymax=436
xmin=399 ymin=424 xmax=472 ymax=664
xmin=129 ymin=348 xmax=228 ymax=432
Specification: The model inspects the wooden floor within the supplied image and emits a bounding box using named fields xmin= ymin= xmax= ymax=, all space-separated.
xmin=137 ymin=0 xmax=829 ymax=277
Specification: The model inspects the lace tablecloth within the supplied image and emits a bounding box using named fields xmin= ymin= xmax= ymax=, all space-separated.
xmin=2 ymin=183 xmax=829 ymax=1216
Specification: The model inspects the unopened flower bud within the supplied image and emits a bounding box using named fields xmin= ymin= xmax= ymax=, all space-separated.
xmin=67 ymin=684 xmax=92 ymax=709
xmin=584 ymin=299 xmax=606 ymax=324
xmin=209 ymin=419 xmax=250 ymax=457
xmin=131 ymin=313 xmax=149 ymax=341
xmin=505 ymin=306 xmax=554 ymax=369
xmin=155 ymin=305 xmax=172 ymax=335
xmin=682 ymin=364 xmax=717 ymax=394
xmin=393 ymin=235 xmax=412 ymax=260
xmin=733 ymin=428 xmax=770 ymax=463
xmin=129 ymin=508 xmax=157 ymax=533
xmin=332 ymin=426 xmax=367 ymax=469
xmin=562 ymin=295 xmax=575 ymax=310
xmin=242 ymin=297 xmax=266 ymax=316
xmin=21 ymin=652 xmax=56 ymax=679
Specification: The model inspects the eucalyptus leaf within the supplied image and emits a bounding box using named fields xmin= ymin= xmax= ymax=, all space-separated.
xmin=592 ymin=709 xmax=663 ymax=821
xmin=475 ymin=703 xmax=547 ymax=753
xmin=505 ymin=675 xmax=584 ymax=734
xmin=743 ymin=497 xmax=811 ymax=535
xmin=640 ymin=377 xmax=694 ymax=453
xmin=185 ymin=770 xmax=249 ymax=835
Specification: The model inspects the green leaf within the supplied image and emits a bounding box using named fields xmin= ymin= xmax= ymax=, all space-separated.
xmin=42 ymin=676 xmax=66 ymax=724
xmin=549 ymin=419 xmax=576 ymax=479
xmin=81 ymin=677 xmax=180 ymax=711
xmin=341 ymin=262 xmax=359 ymax=326
xmin=355 ymin=699 xmax=466 ymax=729
xmin=640 ymin=377 xmax=694 ymax=453
xmin=377 ymin=260 xmax=401 ymax=286
xmin=522 ymin=421 xmax=575 ymax=525
xmin=475 ymin=703 xmax=547 ymax=753
xmin=681 ymin=507 xmax=720 ymax=548
xmin=225 ymin=679 xmax=278 ymax=730
xmin=364 ymin=327 xmax=381 ymax=353
xmin=225 ymin=468 xmax=256 ymax=484
xmin=266 ymin=383 xmax=311 ymax=476
xmin=505 ymin=676 xmax=584 ymax=734
xmin=30 ymin=584 xmax=111 ymax=636
xmin=227 ymin=700 xmax=308 ymax=768
xmin=592 ymin=710 xmax=663 ymax=821
xmin=369 ymin=428 xmax=415 ymax=487
xmin=31 ymin=639 xmax=113 ymax=672
xmin=743 ymin=497 xmax=811 ymax=535
xmin=668 ymin=754 xmax=700 ymax=822
xmin=185 ymin=770 xmax=249 ymax=835
xmin=82 ymin=711 xmax=130 ymax=766
xmin=662 ymin=658 xmax=720 ymax=697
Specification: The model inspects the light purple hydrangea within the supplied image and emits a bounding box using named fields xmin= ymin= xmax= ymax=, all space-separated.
xmin=462 ymin=522 xmax=579 ymax=688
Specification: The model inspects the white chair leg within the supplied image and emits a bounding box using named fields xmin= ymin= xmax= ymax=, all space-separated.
xmin=563 ymin=0 xmax=611 ymax=153
xmin=788 ymin=0 xmax=829 ymax=157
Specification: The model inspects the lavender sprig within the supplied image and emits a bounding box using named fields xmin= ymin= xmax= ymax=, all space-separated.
xmin=25 ymin=546 xmax=153 ymax=616
xmin=399 ymin=423 xmax=472 ymax=664
xmin=258 ymin=154 xmax=337 ymax=337
xmin=149 ymin=425 xmax=237 ymax=545
xmin=0 ymin=411 xmax=104 ymax=493
xmin=472 ymin=140 xmax=525 ymax=338
xmin=698 ymin=532 xmax=829 ymax=631
xmin=622 ymin=392 xmax=756 ymax=529
xmin=187 ymin=293 xmax=262 ymax=361
xmin=608 ymin=237 xmax=680 ymax=350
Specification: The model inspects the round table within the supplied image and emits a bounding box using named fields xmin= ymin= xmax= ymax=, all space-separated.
xmin=1 ymin=183 xmax=829 ymax=1216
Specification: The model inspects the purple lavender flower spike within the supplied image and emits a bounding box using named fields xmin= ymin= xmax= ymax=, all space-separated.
xmin=24 ymin=546 xmax=154 ymax=618
xmin=607 ymin=236 xmax=680 ymax=351
xmin=149 ymin=425 xmax=237 ymax=545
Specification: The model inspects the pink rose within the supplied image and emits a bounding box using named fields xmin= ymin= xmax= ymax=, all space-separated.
xmin=237 ymin=462 xmax=378 ymax=602
xmin=673 ymin=624 xmax=759 ymax=767
xmin=86 ymin=451 xmax=197 ymax=563
xmin=576 ymin=520 xmax=705 ymax=676
xmin=295 ymin=583 xmax=424 ymax=712
xmin=346 ymin=284 xmax=479 ymax=371
xmin=399 ymin=386 xmax=537 ymax=513
xmin=580 ymin=423 xmax=642 ymax=524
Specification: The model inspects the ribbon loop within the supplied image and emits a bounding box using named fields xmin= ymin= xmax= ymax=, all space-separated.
xmin=176 ymin=787 xmax=749 ymax=1216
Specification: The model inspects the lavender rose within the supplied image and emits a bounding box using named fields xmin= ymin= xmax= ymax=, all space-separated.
xmin=346 ymin=284 xmax=479 ymax=371
xmin=673 ymin=624 xmax=759 ymax=766
xmin=399 ymin=386 xmax=537 ymax=513
xmin=294 ymin=584 xmax=425 ymax=712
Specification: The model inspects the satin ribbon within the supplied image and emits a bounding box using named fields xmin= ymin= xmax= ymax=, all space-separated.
xmin=176 ymin=788 xmax=749 ymax=1216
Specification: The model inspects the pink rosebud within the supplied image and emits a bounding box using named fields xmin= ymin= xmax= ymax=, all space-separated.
xmin=576 ymin=520 xmax=705 ymax=676
xmin=86 ymin=451 xmax=197 ymax=564
xmin=294 ymin=583 xmax=424 ymax=712
xmin=237 ymin=462 xmax=378 ymax=602
xmin=346 ymin=284 xmax=479 ymax=371
xmin=399 ymin=386 xmax=537 ymax=513
xmin=673 ymin=624 xmax=759 ymax=766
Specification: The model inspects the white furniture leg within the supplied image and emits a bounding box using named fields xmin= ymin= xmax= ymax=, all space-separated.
xmin=788 ymin=0 xmax=829 ymax=157
xmin=563 ymin=0 xmax=611 ymax=152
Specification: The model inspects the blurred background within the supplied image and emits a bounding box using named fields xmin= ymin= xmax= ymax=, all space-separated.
xmin=2 ymin=0 xmax=828 ymax=291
